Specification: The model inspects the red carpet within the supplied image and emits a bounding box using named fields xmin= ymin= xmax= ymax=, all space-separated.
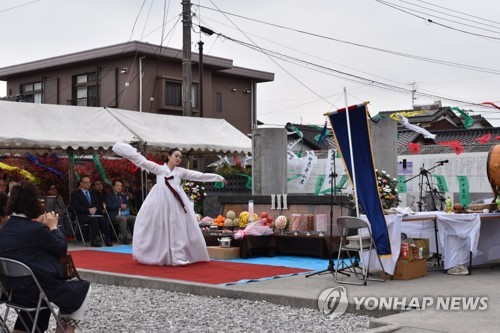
xmin=70 ymin=250 xmax=308 ymax=285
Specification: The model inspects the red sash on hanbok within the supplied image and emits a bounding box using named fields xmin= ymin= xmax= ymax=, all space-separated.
xmin=164 ymin=176 xmax=187 ymax=213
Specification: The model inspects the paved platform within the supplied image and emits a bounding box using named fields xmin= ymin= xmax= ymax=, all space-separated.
xmin=72 ymin=246 xmax=500 ymax=333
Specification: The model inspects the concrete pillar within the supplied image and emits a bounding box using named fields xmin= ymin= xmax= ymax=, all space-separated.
xmin=370 ymin=116 xmax=397 ymax=177
xmin=252 ymin=128 xmax=287 ymax=195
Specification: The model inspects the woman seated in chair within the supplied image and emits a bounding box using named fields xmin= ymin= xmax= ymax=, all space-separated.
xmin=45 ymin=183 xmax=74 ymax=242
xmin=0 ymin=181 xmax=91 ymax=333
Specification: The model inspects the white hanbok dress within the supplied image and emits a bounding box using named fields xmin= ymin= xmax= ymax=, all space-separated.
xmin=112 ymin=142 xmax=224 ymax=266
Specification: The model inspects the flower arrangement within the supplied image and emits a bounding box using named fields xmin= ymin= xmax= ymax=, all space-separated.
xmin=347 ymin=169 xmax=401 ymax=210
xmin=181 ymin=181 xmax=207 ymax=214
xmin=376 ymin=169 xmax=401 ymax=209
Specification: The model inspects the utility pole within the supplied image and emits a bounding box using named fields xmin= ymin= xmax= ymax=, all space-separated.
xmin=410 ymin=81 xmax=418 ymax=109
xmin=182 ymin=0 xmax=192 ymax=117
xmin=198 ymin=40 xmax=204 ymax=117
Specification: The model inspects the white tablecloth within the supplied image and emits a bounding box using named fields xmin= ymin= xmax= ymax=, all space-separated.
xmin=361 ymin=211 xmax=487 ymax=274
xmin=401 ymin=212 xmax=484 ymax=269
xmin=437 ymin=213 xmax=480 ymax=270
xmin=360 ymin=214 xmax=402 ymax=275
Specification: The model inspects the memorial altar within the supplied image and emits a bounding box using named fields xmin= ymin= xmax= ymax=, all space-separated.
xmin=361 ymin=212 xmax=500 ymax=275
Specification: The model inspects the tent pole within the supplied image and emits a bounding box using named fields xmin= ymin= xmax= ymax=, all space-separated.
xmin=67 ymin=148 xmax=74 ymax=203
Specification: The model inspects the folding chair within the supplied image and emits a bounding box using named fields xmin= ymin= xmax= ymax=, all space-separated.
xmin=66 ymin=205 xmax=88 ymax=246
xmin=104 ymin=209 xmax=120 ymax=242
xmin=0 ymin=257 xmax=66 ymax=333
xmin=334 ymin=216 xmax=386 ymax=286
xmin=0 ymin=281 xmax=9 ymax=333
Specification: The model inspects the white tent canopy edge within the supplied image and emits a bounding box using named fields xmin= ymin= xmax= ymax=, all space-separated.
xmin=0 ymin=101 xmax=251 ymax=154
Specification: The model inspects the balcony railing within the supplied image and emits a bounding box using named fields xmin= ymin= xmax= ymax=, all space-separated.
xmin=67 ymin=96 xmax=97 ymax=107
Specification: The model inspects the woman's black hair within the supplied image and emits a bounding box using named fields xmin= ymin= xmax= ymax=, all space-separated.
xmin=6 ymin=181 xmax=44 ymax=219
xmin=164 ymin=147 xmax=181 ymax=163
xmin=47 ymin=183 xmax=57 ymax=191
xmin=0 ymin=192 xmax=8 ymax=217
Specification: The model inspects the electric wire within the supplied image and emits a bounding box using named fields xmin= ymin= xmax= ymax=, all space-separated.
xmin=197 ymin=15 xmax=406 ymax=86
xmin=207 ymin=0 xmax=334 ymax=108
xmin=397 ymin=0 xmax=500 ymax=31
xmin=415 ymin=0 xmax=500 ymax=27
xmin=203 ymin=26 xmax=499 ymax=114
xmin=193 ymin=4 xmax=500 ymax=74
xmin=0 ymin=0 xmax=39 ymax=14
xmin=374 ymin=0 xmax=500 ymax=41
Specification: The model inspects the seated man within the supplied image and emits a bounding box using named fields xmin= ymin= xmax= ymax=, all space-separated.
xmin=71 ymin=176 xmax=113 ymax=247
xmin=105 ymin=179 xmax=136 ymax=244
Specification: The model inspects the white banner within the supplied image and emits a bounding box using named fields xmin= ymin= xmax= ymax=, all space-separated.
xmin=297 ymin=150 xmax=317 ymax=189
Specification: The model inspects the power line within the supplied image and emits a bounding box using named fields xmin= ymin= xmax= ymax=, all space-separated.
xmin=201 ymin=25 xmax=498 ymax=112
xmin=197 ymin=15 xmax=406 ymax=86
xmin=0 ymin=0 xmax=39 ymax=14
xmin=193 ymin=3 xmax=500 ymax=74
xmin=374 ymin=0 xmax=500 ymax=41
xmin=415 ymin=0 xmax=500 ymax=27
xmin=398 ymin=0 xmax=500 ymax=32
xmin=207 ymin=0 xmax=334 ymax=108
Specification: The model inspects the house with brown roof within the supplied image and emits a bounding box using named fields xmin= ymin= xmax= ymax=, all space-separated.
xmin=0 ymin=41 xmax=274 ymax=136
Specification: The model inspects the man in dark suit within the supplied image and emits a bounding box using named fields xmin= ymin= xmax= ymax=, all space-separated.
xmin=70 ymin=176 xmax=112 ymax=247
xmin=105 ymin=180 xmax=135 ymax=244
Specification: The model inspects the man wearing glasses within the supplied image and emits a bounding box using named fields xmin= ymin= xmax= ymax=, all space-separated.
xmin=70 ymin=176 xmax=113 ymax=247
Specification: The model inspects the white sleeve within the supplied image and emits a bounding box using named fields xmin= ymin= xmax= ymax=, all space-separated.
xmin=112 ymin=142 xmax=163 ymax=175
xmin=179 ymin=168 xmax=225 ymax=183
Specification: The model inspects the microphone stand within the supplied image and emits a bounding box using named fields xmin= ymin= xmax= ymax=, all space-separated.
xmin=306 ymin=157 xmax=349 ymax=278
xmin=404 ymin=161 xmax=447 ymax=266
xmin=405 ymin=161 xmax=447 ymax=212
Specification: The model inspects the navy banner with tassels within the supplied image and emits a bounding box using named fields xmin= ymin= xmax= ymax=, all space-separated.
xmin=327 ymin=103 xmax=391 ymax=256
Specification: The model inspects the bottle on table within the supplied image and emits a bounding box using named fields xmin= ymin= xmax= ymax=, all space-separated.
xmin=445 ymin=196 xmax=452 ymax=213
xmin=496 ymin=195 xmax=500 ymax=211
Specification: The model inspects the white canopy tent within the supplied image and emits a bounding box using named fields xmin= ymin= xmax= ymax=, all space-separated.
xmin=0 ymin=101 xmax=139 ymax=151
xmin=107 ymin=108 xmax=252 ymax=154
xmin=0 ymin=101 xmax=251 ymax=154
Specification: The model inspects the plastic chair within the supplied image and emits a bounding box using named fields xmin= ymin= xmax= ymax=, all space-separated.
xmin=334 ymin=216 xmax=386 ymax=286
xmin=0 ymin=257 xmax=66 ymax=333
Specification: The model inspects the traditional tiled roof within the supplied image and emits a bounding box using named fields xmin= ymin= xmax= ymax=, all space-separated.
xmin=285 ymin=123 xmax=334 ymax=151
xmin=286 ymin=108 xmax=499 ymax=156
xmin=398 ymin=127 xmax=500 ymax=154
xmin=378 ymin=107 xmax=465 ymax=130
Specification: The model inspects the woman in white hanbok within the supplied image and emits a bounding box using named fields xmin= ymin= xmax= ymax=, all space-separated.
xmin=112 ymin=142 xmax=226 ymax=266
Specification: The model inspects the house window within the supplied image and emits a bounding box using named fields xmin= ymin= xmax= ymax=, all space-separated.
xmin=20 ymin=82 xmax=43 ymax=103
xmin=216 ymin=92 xmax=222 ymax=113
xmin=72 ymin=72 xmax=97 ymax=106
xmin=164 ymin=81 xmax=198 ymax=108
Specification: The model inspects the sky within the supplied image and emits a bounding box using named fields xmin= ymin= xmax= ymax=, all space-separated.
xmin=1 ymin=0 xmax=500 ymax=126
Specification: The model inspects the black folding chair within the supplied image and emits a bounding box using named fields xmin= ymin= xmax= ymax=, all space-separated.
xmin=0 ymin=257 xmax=66 ymax=333
xmin=65 ymin=205 xmax=89 ymax=245
xmin=103 ymin=209 xmax=120 ymax=242
xmin=0 ymin=280 xmax=10 ymax=333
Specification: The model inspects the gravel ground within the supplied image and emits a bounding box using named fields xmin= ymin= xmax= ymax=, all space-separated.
xmin=1 ymin=283 xmax=372 ymax=332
